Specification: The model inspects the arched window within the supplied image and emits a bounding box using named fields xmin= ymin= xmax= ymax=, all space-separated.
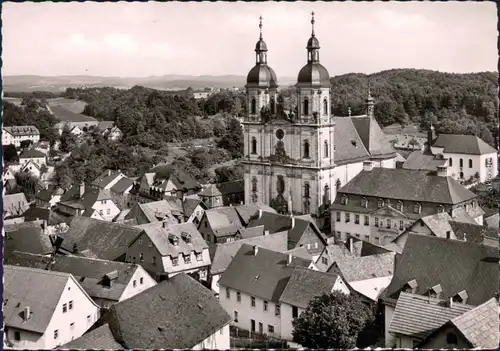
xmin=277 ymin=176 xmax=285 ymax=194
xmin=446 ymin=332 xmax=458 ymax=346
xmin=396 ymin=201 xmax=403 ymax=211
xmin=336 ymin=179 xmax=341 ymax=190
xmin=270 ymin=98 xmax=275 ymax=114
xmin=469 ymin=159 xmax=473 ymax=168
xmin=251 ymin=137 xmax=257 ymax=154
xmin=324 ymin=141 xmax=329 ymax=158
xmin=413 ymin=203 xmax=421 ymax=214
xmin=251 ymin=98 xmax=256 ymax=114
xmin=459 ymin=158 xmax=463 ymax=168
xmin=323 ymin=184 xmax=330 ymax=205
xmin=303 ymin=140 xmax=310 ymax=158
xmin=459 ymin=172 xmax=464 ymax=179
xmin=303 ymin=200 xmax=310 ymax=214
xmin=304 ymin=99 xmax=309 ymax=116
xmin=304 ymin=182 xmax=310 ymax=198
xmin=323 ymin=99 xmax=328 ymax=115
xmin=251 ymin=177 xmax=258 ymax=193
xmin=361 ymin=197 xmax=368 ymax=208
xmin=449 ymin=158 xmax=453 ymax=167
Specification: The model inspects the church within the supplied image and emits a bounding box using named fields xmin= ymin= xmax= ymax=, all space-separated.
xmin=242 ymin=13 xmax=397 ymax=227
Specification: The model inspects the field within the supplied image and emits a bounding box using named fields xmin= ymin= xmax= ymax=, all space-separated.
xmin=382 ymin=123 xmax=426 ymax=137
xmin=46 ymin=98 xmax=87 ymax=114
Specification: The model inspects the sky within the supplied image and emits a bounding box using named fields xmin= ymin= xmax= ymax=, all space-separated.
xmin=2 ymin=1 xmax=497 ymax=78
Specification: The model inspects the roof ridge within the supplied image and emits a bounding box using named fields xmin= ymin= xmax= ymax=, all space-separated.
xmin=5 ymin=264 xmax=72 ymax=277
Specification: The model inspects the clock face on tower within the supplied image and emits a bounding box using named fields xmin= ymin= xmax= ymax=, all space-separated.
xmin=276 ymin=129 xmax=284 ymax=140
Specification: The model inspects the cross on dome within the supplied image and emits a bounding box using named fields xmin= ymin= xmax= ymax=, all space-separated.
xmin=259 ymin=16 xmax=263 ymax=39
xmin=311 ymin=11 xmax=315 ymax=36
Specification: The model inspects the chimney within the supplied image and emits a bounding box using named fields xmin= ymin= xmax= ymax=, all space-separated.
xmin=253 ymin=245 xmax=259 ymax=256
xmin=363 ymin=161 xmax=374 ymax=172
xmin=264 ymin=230 xmax=269 ymax=236
xmin=288 ymin=253 xmax=293 ymax=265
xmin=79 ymin=182 xmax=85 ymax=197
xmin=349 ymin=236 xmax=354 ymax=253
xmin=108 ymin=169 xmax=111 ymax=176
xmin=446 ymin=231 xmax=451 ymax=239
xmin=463 ymin=233 xmax=467 ymax=242
xmin=24 ymin=306 xmax=31 ymax=321
xmin=437 ymin=166 xmax=448 ymax=177
xmin=427 ymin=124 xmax=436 ymax=149
xmin=241 ymin=201 xmax=244 ymax=205
xmin=291 ymin=216 xmax=295 ymax=229
xmin=258 ymin=209 xmax=263 ymax=219
xmin=449 ymin=297 xmax=453 ymax=308
xmin=162 ymin=221 xmax=169 ymax=229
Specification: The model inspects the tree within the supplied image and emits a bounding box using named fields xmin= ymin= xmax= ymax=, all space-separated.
xmin=3 ymin=144 xmax=19 ymax=163
xmin=13 ymin=172 xmax=38 ymax=201
xmin=60 ymin=125 xmax=77 ymax=153
xmin=292 ymin=291 xmax=373 ymax=349
xmin=20 ymin=139 xmax=33 ymax=149
xmin=215 ymin=164 xmax=244 ymax=183
xmin=217 ymin=117 xmax=244 ymax=159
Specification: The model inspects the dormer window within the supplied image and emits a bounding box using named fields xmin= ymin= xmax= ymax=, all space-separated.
xmin=452 ymin=290 xmax=468 ymax=304
xmin=404 ymin=279 xmax=418 ymax=294
xmin=184 ymin=254 xmax=191 ymax=264
xmin=361 ymin=197 xmax=368 ymax=208
xmin=181 ymin=232 xmax=192 ymax=243
xmin=377 ymin=199 xmax=384 ymax=208
xmin=437 ymin=205 xmax=444 ymax=214
xmin=169 ymin=234 xmax=179 ymax=246
xmin=340 ymin=195 xmax=348 ymax=205
xmin=396 ymin=201 xmax=403 ymax=212
xmin=429 ymin=284 xmax=442 ymax=298
xmin=413 ymin=203 xmax=421 ymax=214
xmin=171 ymin=256 xmax=179 ymax=266
xmin=196 ymin=252 xmax=202 ymax=261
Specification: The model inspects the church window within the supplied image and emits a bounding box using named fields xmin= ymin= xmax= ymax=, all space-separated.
xmin=304 ymin=182 xmax=310 ymax=198
xmin=270 ymin=98 xmax=275 ymax=114
xmin=413 ymin=203 xmax=421 ymax=214
xmin=303 ymin=140 xmax=310 ymax=158
xmin=304 ymin=99 xmax=309 ymax=116
xmin=459 ymin=158 xmax=463 ymax=168
xmin=251 ymin=177 xmax=258 ymax=193
xmin=361 ymin=197 xmax=368 ymax=208
xmin=251 ymin=137 xmax=257 ymax=154
xmin=251 ymin=98 xmax=257 ymax=114
xmin=324 ymin=141 xmax=329 ymax=158
xmin=323 ymin=99 xmax=328 ymax=115
xmin=335 ymin=179 xmax=341 ymax=190
xmin=469 ymin=159 xmax=473 ymax=168
xmin=449 ymin=158 xmax=453 ymax=167
xmin=323 ymin=184 xmax=330 ymax=205
xmin=396 ymin=201 xmax=403 ymax=211
xmin=377 ymin=199 xmax=384 ymax=208
xmin=277 ymin=176 xmax=285 ymax=195
xmin=304 ymin=200 xmax=310 ymax=214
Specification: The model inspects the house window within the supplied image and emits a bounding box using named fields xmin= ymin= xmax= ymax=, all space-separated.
xmin=322 ymin=257 xmax=328 ymax=265
xmin=107 ymin=209 xmax=110 ymax=215
xmin=69 ymin=301 xmax=73 ymax=310
xmin=196 ymin=253 xmax=202 ymax=261
xmin=377 ymin=199 xmax=384 ymax=208
xmin=237 ymin=292 xmax=241 ymax=302
xmin=139 ymin=237 xmax=143 ymax=245
xmin=268 ymin=325 xmax=275 ymax=333
xmin=264 ymin=301 xmax=268 ymax=311
xmin=140 ymin=277 xmax=144 ymax=284
xmin=251 ymin=138 xmax=257 ymax=154
xmin=336 ymin=212 xmax=341 ymax=222
xmin=184 ymin=254 xmax=191 ymax=264
xmin=251 ymin=296 xmax=256 ymax=307
xmin=468 ymin=159 xmax=473 ymax=168
xmin=70 ymin=322 xmax=75 ymax=330
xmin=396 ymin=201 xmax=403 ymax=211
xmin=446 ymin=332 xmax=458 ymax=345
xmin=139 ymin=253 xmax=144 ymax=262
xmin=323 ymin=99 xmax=328 ymax=115
xmin=399 ymin=220 xmax=404 ymax=230
xmin=153 ymin=256 xmax=157 ymax=265
xmin=355 ymin=214 xmax=360 ymax=224
xmin=220 ymin=328 xmax=224 ymax=335
xmin=226 ymin=288 xmax=231 ymax=299
xmin=14 ymin=331 xmax=21 ymax=341
xmin=54 ymin=330 xmax=59 ymax=339
xmin=304 ymin=200 xmax=310 ymax=214
xmin=459 ymin=158 xmax=463 ymax=168
xmin=364 ymin=215 xmax=369 ymax=226
xmin=459 ymin=172 xmax=464 ymax=179
xmin=304 ymin=182 xmax=310 ymax=198
xmin=340 ymin=195 xmax=348 ymax=205
xmin=345 ymin=213 xmax=350 ymax=223
xmin=374 ymin=217 xmax=379 ymax=227
xmin=63 ymin=303 xmax=68 ymax=313
xmin=304 ymin=140 xmax=310 ymax=158
xmin=361 ymin=197 xmax=367 ymax=208
xmin=449 ymin=158 xmax=453 ymax=167
xmin=304 ymin=99 xmax=309 ymax=116
xmin=133 ymin=280 xmax=137 ymax=287
xmin=324 ymin=141 xmax=329 ymax=157
xmin=386 ymin=219 xmax=391 ymax=229
xmin=275 ymin=304 xmax=281 ymax=316
xmin=292 ymin=305 xmax=298 ymax=318
xmin=413 ymin=203 xmax=421 ymax=214
xmin=234 ymin=311 xmax=238 ymax=322
xmin=251 ymin=99 xmax=256 ymax=114
xmin=172 ymin=257 xmax=179 ymax=266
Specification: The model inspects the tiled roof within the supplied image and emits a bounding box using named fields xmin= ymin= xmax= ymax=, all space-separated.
xmin=237 ymin=225 xmax=265 ymax=239
xmin=60 ymin=184 xmax=113 ymax=211
xmin=218 ymin=244 xmax=311 ymax=303
xmin=329 ymin=252 xmax=395 ymax=282
xmin=210 ymin=231 xmax=288 ymax=275
xmin=279 ymin=267 xmax=341 ymax=308
xmin=420 ymin=212 xmax=456 ymax=238
xmin=337 ymin=168 xmax=476 ymax=205
xmin=4 ymin=222 xmax=53 ymax=261
xmin=102 ymin=273 xmax=232 ymax=349
xmin=484 ymin=212 xmax=499 ymax=228
xmin=3 ymin=193 xmax=29 ymax=217
xmin=205 ymin=207 xmax=246 ymax=236
xmin=433 ymin=134 xmax=497 ymax=155
xmin=449 ymin=221 xmax=498 ymax=246
xmin=22 ymin=207 xmax=67 ymax=226
xmin=110 ymin=177 xmax=134 ymax=194
xmin=284 ymin=246 xmax=314 ymax=261
xmin=451 ymin=207 xmax=478 ymax=224
xmin=8 ymin=251 xmax=143 ymax=302
xmin=385 ymin=234 xmax=499 ymax=305
xmin=50 ymin=105 xmax=97 ymax=122
xmin=345 ymin=237 xmax=393 ymax=257
xmin=199 ymin=184 xmax=222 ymax=197
xmin=131 ymin=200 xmax=179 ymax=224
xmin=61 ymin=216 xmax=143 ymax=261
xmin=447 ymin=297 xmax=499 ymax=348
xmin=182 ymin=198 xmax=204 ymax=219
xmin=403 ymin=150 xmax=448 ymax=171
xmin=139 ymin=222 xmax=207 ymax=257
xmin=235 ymin=203 xmax=276 ymax=225
xmin=4 ymin=265 xmax=72 ymax=334
xmin=317 ymin=244 xmax=355 ymax=269
xmin=332 ymin=117 xmax=371 ymax=164
xmin=62 ymin=324 xmax=123 ymax=349
xmin=3 ymin=125 xmax=40 ymax=136
xmin=91 ymin=169 xmax=123 ymax=189
xmin=389 ymin=292 xmax=474 ymax=341
xmin=350 ymin=115 xmax=396 ymax=158
xmin=19 ymin=148 xmax=46 ymax=159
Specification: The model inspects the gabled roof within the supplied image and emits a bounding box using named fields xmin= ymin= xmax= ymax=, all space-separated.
xmin=433 ymin=134 xmax=497 ymax=155
xmin=4 ymin=222 xmax=53 ymax=260
xmin=338 ymin=168 xmax=476 ymax=205
xmin=284 ymin=246 xmax=314 ymax=261
xmin=110 ymin=176 xmax=134 ymax=194
xmin=7 ymin=252 xmax=145 ymax=302
xmin=138 ymin=222 xmax=207 ymax=257
xmin=389 ymin=292 xmax=475 ymax=341
xmin=279 ymin=267 xmax=341 ymax=308
xmin=19 ymin=148 xmax=46 ymax=159
xmin=199 ymin=184 xmax=222 ymax=197
xmin=35 ymin=186 xmax=64 ymax=202
xmin=350 ymin=115 xmax=396 ymax=158
xmin=4 ymin=265 xmax=72 ymax=334
xmin=3 ymin=125 xmax=40 ymax=136
xmin=445 ymin=297 xmax=499 ymax=348
xmin=62 ymin=324 xmax=123 ymax=350
xmin=182 ymin=198 xmax=205 ymax=219
xmin=128 ymin=200 xmax=178 ymax=224
xmin=97 ymin=121 xmax=114 ymax=131
xmin=332 ymin=117 xmax=371 ymax=164
xmin=22 ymin=207 xmax=67 ymax=226
xmin=345 ymin=237 xmax=392 ymax=257
xmin=219 ymin=244 xmax=312 ymax=303
xmin=449 ymin=221 xmax=498 ymax=246
xmin=237 ymin=225 xmax=265 ymax=239
xmin=102 ymin=273 xmax=232 ymax=349
xmin=91 ymin=169 xmax=123 ymax=189
xmin=385 ymin=234 xmax=499 ymax=305
xmin=329 ymin=252 xmax=395 ymax=282
xmin=403 ymin=150 xmax=448 ymax=171
xmin=484 ymin=212 xmax=499 ymax=228
xmin=420 ymin=212 xmax=455 ymax=238
xmin=210 ymin=231 xmax=288 ymax=275
xmin=3 ymin=193 xmax=30 ymax=217
xmin=61 ymin=216 xmax=143 ymax=261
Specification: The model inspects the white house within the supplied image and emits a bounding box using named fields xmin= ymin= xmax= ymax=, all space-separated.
xmin=103 ymin=126 xmax=123 ymax=141
xmin=3 ymin=126 xmax=40 ymax=147
xmin=21 ymin=160 xmax=42 ymax=178
xmin=3 ymin=265 xmax=100 ymax=349
xmin=19 ymin=148 xmax=47 ymax=167
xmin=70 ymin=125 xmax=84 ymax=136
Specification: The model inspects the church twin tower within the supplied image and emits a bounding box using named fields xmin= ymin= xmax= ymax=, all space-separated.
xmin=242 ymin=13 xmax=337 ymax=218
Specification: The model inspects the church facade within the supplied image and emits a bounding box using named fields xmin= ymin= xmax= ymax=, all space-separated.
xmin=242 ymin=14 xmax=397 ymax=226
